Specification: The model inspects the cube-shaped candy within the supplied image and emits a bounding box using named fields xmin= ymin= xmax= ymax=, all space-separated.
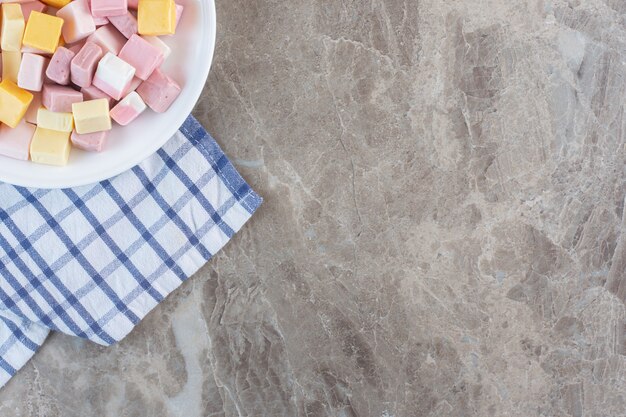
xmin=1 ymin=4 xmax=25 ymax=52
xmin=42 ymin=84 xmax=83 ymax=112
xmin=0 ymin=121 xmax=36 ymax=161
xmin=17 ymin=53 xmax=47 ymax=92
xmin=127 ymin=0 xmax=138 ymax=9
xmin=110 ymin=91 xmax=146 ymax=125
xmin=37 ymin=108 xmax=74 ymax=132
xmin=108 ymin=11 xmax=138 ymax=38
xmin=138 ymin=0 xmax=175 ymax=36
xmin=142 ymin=35 xmax=170 ymax=65
xmin=81 ymin=84 xmax=113 ymax=106
xmin=72 ymin=98 xmax=111 ymax=134
xmin=22 ymin=11 xmax=63 ymax=53
xmin=122 ymin=76 xmax=142 ymax=96
xmin=46 ymin=46 xmax=75 ymax=85
xmin=93 ymin=52 xmax=135 ymax=100
xmin=118 ymin=35 xmax=162 ymax=80
xmin=90 ymin=0 xmax=127 ymax=17
xmin=136 ymin=69 xmax=180 ymax=113
xmin=87 ymin=25 xmax=127 ymax=55
xmin=20 ymin=1 xmax=47 ymax=21
xmin=71 ymin=130 xmax=107 ymax=152
xmin=70 ymin=42 xmax=103 ymax=87
xmin=2 ymin=51 xmax=22 ymax=83
xmin=0 ymin=80 xmax=33 ymax=127
xmin=24 ymin=92 xmax=42 ymax=124
xmin=39 ymin=0 xmax=71 ymax=8
xmin=56 ymin=0 xmax=95 ymax=43
xmin=30 ymin=126 xmax=71 ymax=166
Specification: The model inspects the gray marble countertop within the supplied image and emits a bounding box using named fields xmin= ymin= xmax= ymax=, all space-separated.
xmin=2 ymin=0 xmax=626 ymax=415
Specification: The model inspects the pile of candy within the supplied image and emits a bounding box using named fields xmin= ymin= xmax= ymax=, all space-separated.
xmin=0 ymin=0 xmax=183 ymax=166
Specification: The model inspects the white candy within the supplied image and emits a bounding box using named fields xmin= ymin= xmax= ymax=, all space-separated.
xmin=92 ymin=52 xmax=135 ymax=100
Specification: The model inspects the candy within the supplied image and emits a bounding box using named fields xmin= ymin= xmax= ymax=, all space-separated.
xmin=67 ymin=42 xmax=84 ymax=54
xmin=136 ymin=69 xmax=180 ymax=113
xmin=17 ymin=52 xmax=47 ymax=91
xmin=142 ymin=35 xmax=170 ymax=64
xmin=39 ymin=0 xmax=71 ymax=9
xmin=72 ymin=98 xmax=111 ymax=134
xmin=122 ymin=76 xmax=142 ymax=96
xmin=56 ymin=0 xmax=95 ymax=43
xmin=81 ymin=84 xmax=113 ymax=106
xmin=20 ymin=1 xmax=47 ymax=21
xmin=2 ymin=50 xmax=22 ymax=83
xmin=22 ymin=11 xmax=63 ymax=53
xmin=0 ymin=79 xmax=33 ymax=127
xmin=71 ymin=130 xmax=107 ymax=151
xmin=87 ymin=24 xmax=126 ymax=55
xmin=90 ymin=0 xmax=127 ymax=17
xmin=70 ymin=41 xmax=103 ymax=87
xmin=1 ymin=4 xmax=25 ymax=52
xmin=24 ymin=92 xmax=42 ymax=124
xmin=108 ymin=11 xmax=138 ymax=38
xmin=110 ymin=91 xmax=146 ymax=125
xmin=118 ymin=35 xmax=161 ymax=80
xmin=42 ymin=84 xmax=83 ymax=112
xmin=92 ymin=52 xmax=135 ymax=100
xmin=37 ymin=107 xmax=74 ymax=132
xmin=30 ymin=126 xmax=71 ymax=166
xmin=46 ymin=46 xmax=75 ymax=85
xmin=138 ymin=0 xmax=176 ymax=36
xmin=0 ymin=0 xmax=186 ymax=166
xmin=0 ymin=121 xmax=36 ymax=160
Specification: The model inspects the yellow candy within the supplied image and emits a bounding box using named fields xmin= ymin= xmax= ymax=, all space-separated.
xmin=22 ymin=11 xmax=63 ymax=54
xmin=138 ymin=0 xmax=176 ymax=36
xmin=72 ymin=99 xmax=111 ymax=134
xmin=0 ymin=79 xmax=33 ymax=128
xmin=30 ymin=127 xmax=71 ymax=166
xmin=37 ymin=108 xmax=74 ymax=132
xmin=1 ymin=4 xmax=25 ymax=52
xmin=39 ymin=0 xmax=71 ymax=9
xmin=2 ymin=51 xmax=21 ymax=83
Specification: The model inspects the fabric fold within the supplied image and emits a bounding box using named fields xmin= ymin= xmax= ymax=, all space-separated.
xmin=0 ymin=115 xmax=261 ymax=388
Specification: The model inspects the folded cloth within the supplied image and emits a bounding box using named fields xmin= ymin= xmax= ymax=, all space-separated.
xmin=0 ymin=115 xmax=262 ymax=388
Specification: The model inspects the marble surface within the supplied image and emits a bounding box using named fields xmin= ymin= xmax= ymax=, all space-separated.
xmin=2 ymin=0 xmax=626 ymax=415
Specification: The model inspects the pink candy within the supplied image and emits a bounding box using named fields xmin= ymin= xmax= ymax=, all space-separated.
xmin=46 ymin=46 xmax=75 ymax=85
xmin=118 ymin=34 xmax=161 ymax=80
xmin=87 ymin=24 xmax=126 ymax=55
xmin=42 ymin=84 xmax=83 ymax=113
xmin=20 ymin=1 xmax=46 ymax=21
xmin=90 ymin=0 xmax=127 ymax=17
xmin=71 ymin=130 xmax=108 ymax=151
xmin=56 ymin=0 xmax=96 ymax=43
xmin=0 ymin=121 xmax=35 ymax=160
xmin=81 ymin=84 xmax=113 ymax=106
xmin=136 ymin=69 xmax=180 ymax=113
xmin=110 ymin=91 xmax=146 ymax=125
xmin=71 ymin=41 xmax=103 ymax=87
xmin=17 ymin=53 xmax=47 ymax=92
xmin=107 ymin=11 xmax=137 ymax=38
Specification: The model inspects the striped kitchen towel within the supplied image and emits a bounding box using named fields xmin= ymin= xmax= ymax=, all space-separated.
xmin=0 ymin=115 xmax=262 ymax=388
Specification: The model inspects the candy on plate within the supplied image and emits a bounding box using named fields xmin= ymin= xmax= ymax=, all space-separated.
xmin=30 ymin=126 xmax=71 ymax=166
xmin=72 ymin=98 xmax=112 ymax=134
xmin=0 ymin=0 xmax=186 ymax=165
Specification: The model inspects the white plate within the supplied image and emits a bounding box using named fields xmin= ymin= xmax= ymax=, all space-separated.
xmin=0 ymin=0 xmax=216 ymax=189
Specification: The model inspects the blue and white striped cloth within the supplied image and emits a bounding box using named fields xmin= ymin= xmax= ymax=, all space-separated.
xmin=0 ymin=115 xmax=262 ymax=388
